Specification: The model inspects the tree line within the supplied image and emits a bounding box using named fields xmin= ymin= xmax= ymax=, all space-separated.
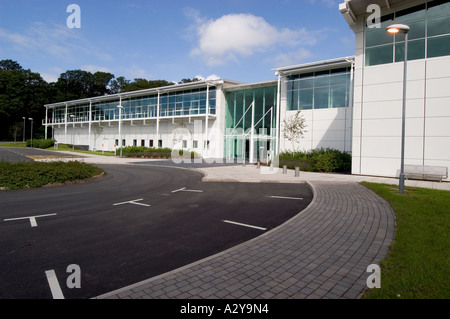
xmin=0 ymin=59 xmax=200 ymax=141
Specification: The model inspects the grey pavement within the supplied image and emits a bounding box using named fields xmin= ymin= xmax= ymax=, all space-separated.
xmin=29 ymin=151 xmax=448 ymax=299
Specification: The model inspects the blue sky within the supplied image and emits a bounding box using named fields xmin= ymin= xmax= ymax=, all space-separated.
xmin=0 ymin=0 xmax=355 ymax=84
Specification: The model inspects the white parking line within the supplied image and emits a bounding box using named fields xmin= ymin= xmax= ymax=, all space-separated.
xmin=267 ymin=195 xmax=303 ymax=200
xmin=223 ymin=220 xmax=267 ymax=231
xmin=4 ymin=213 xmax=57 ymax=227
xmin=45 ymin=270 xmax=65 ymax=299
xmin=171 ymin=187 xmax=203 ymax=193
xmin=113 ymin=199 xmax=150 ymax=207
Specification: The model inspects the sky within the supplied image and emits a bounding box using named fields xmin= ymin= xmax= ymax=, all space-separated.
xmin=0 ymin=0 xmax=355 ymax=84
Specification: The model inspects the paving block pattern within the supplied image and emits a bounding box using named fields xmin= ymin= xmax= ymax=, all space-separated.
xmin=96 ymin=181 xmax=396 ymax=299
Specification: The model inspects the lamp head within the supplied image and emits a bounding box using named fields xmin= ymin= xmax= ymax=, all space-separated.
xmin=386 ymin=24 xmax=410 ymax=34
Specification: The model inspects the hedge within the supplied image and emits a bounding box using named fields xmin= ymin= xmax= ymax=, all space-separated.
xmin=26 ymin=139 xmax=55 ymax=149
xmin=279 ymin=148 xmax=351 ymax=173
xmin=0 ymin=161 xmax=104 ymax=190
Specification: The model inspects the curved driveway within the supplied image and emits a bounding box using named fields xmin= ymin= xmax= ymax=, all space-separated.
xmin=97 ymin=181 xmax=396 ymax=299
xmin=0 ymin=164 xmax=312 ymax=299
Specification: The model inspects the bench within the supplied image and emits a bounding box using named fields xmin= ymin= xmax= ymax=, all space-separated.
xmin=404 ymin=165 xmax=448 ymax=182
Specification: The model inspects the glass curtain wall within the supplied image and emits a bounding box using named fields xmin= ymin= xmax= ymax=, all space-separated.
xmin=225 ymin=86 xmax=277 ymax=163
xmin=286 ymin=67 xmax=351 ymax=111
xmin=50 ymin=87 xmax=217 ymax=124
xmin=365 ymin=0 xmax=450 ymax=66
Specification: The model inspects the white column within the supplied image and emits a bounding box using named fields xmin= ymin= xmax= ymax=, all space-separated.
xmin=205 ymin=85 xmax=210 ymax=157
xmin=88 ymin=100 xmax=92 ymax=150
xmin=156 ymin=91 xmax=160 ymax=146
xmin=249 ymin=93 xmax=255 ymax=164
xmin=275 ymin=73 xmax=281 ymax=156
xmin=64 ymin=103 xmax=68 ymax=143
xmin=44 ymin=106 xmax=48 ymax=139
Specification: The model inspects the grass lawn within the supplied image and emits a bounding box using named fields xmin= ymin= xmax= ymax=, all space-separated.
xmin=0 ymin=161 xmax=104 ymax=190
xmin=0 ymin=142 xmax=27 ymax=147
xmin=50 ymin=144 xmax=116 ymax=156
xmin=361 ymin=182 xmax=450 ymax=299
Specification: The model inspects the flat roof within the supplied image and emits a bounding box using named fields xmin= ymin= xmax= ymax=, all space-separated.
xmin=223 ymin=80 xmax=278 ymax=92
xmin=340 ymin=0 xmax=408 ymax=17
xmin=274 ymin=56 xmax=355 ymax=76
xmin=45 ymin=78 xmax=242 ymax=108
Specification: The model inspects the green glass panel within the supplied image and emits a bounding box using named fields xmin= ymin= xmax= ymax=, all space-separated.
xmin=330 ymin=85 xmax=347 ymax=108
xmin=314 ymin=87 xmax=329 ymax=109
xmin=427 ymin=35 xmax=450 ymax=58
xmin=366 ymin=27 xmax=394 ymax=47
xmin=365 ymin=44 xmax=393 ymax=66
xmin=299 ymin=89 xmax=313 ymax=110
xmin=329 ymin=72 xmax=348 ymax=86
xmin=427 ymin=16 xmax=450 ymax=37
xmin=314 ymin=71 xmax=330 ymax=88
xmin=395 ymin=39 xmax=425 ymax=62
xmin=427 ymin=0 xmax=450 ymax=19
xmin=395 ymin=4 xmax=426 ymax=23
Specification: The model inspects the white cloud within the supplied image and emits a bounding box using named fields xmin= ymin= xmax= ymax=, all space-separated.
xmin=189 ymin=13 xmax=316 ymax=66
xmin=272 ymin=48 xmax=313 ymax=68
xmin=194 ymin=74 xmax=221 ymax=81
xmin=0 ymin=22 xmax=112 ymax=62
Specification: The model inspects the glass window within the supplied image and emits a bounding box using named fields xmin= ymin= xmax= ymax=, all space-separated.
xmin=330 ymin=85 xmax=347 ymax=108
xmin=427 ymin=0 xmax=450 ymax=18
xmin=288 ymin=90 xmax=299 ymax=111
xmin=366 ymin=45 xmax=394 ymax=66
xmin=395 ymin=4 xmax=426 ymax=23
xmin=300 ymin=89 xmax=313 ymax=110
xmin=365 ymin=0 xmax=450 ymax=66
xmin=314 ymin=71 xmax=330 ymax=88
xmin=428 ymin=35 xmax=450 ymax=58
xmin=395 ymin=39 xmax=426 ymax=62
xmin=314 ymin=87 xmax=329 ymax=109
xmin=427 ymin=16 xmax=450 ymax=37
xmin=366 ymin=28 xmax=394 ymax=47
xmin=401 ymin=20 xmax=425 ymax=41
xmin=299 ymin=73 xmax=314 ymax=89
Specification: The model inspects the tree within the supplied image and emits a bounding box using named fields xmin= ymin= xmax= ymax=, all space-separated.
xmin=0 ymin=59 xmax=23 ymax=71
xmin=0 ymin=60 xmax=50 ymax=140
xmin=108 ymin=76 xmax=130 ymax=94
xmin=53 ymin=70 xmax=114 ymax=101
xmin=179 ymin=77 xmax=202 ymax=84
xmin=282 ymin=111 xmax=307 ymax=153
xmin=122 ymin=78 xmax=173 ymax=92
xmin=92 ymin=71 xmax=115 ymax=96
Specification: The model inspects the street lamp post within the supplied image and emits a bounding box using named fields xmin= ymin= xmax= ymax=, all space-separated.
xmin=117 ymin=105 xmax=123 ymax=157
xmin=69 ymin=114 xmax=75 ymax=150
xmin=386 ymin=24 xmax=410 ymax=194
xmin=28 ymin=118 xmax=33 ymax=148
xmin=22 ymin=117 xmax=26 ymax=143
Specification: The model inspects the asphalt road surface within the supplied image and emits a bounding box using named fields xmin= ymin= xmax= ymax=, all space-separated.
xmin=0 ymin=164 xmax=313 ymax=299
xmin=0 ymin=147 xmax=79 ymax=162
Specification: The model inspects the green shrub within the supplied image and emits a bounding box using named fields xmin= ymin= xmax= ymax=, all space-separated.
xmin=279 ymin=148 xmax=351 ymax=173
xmin=0 ymin=161 xmax=104 ymax=190
xmin=26 ymin=139 xmax=55 ymax=149
xmin=118 ymin=146 xmax=173 ymax=159
xmin=117 ymin=146 xmax=201 ymax=160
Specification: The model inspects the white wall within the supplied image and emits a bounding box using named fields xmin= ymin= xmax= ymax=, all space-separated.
xmin=278 ymin=76 xmax=353 ymax=154
xmin=52 ymin=115 xmax=224 ymax=159
xmin=351 ymin=11 xmax=450 ymax=180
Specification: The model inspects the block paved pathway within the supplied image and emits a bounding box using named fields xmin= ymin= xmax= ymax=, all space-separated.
xmin=96 ymin=181 xmax=396 ymax=299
